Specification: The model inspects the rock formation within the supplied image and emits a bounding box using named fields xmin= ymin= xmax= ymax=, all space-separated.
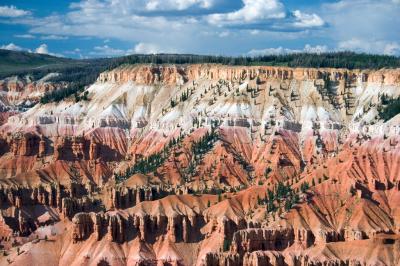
xmin=0 ymin=64 xmax=399 ymax=265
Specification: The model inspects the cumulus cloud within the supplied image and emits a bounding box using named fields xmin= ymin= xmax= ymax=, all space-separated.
xmin=0 ymin=5 xmax=31 ymax=17
xmin=131 ymin=42 xmax=175 ymax=54
xmin=3 ymin=0 xmax=397 ymax=57
xmin=1 ymin=42 xmax=72 ymax=57
xmin=0 ymin=43 xmax=25 ymax=51
xmin=338 ymin=38 xmax=400 ymax=55
xmin=248 ymin=44 xmax=328 ymax=56
xmin=88 ymin=43 xmax=175 ymax=56
xmin=1 ymin=0 xmax=327 ymax=58
xmin=304 ymin=44 xmax=328 ymax=53
xmin=321 ymin=0 xmax=400 ymax=55
xmin=35 ymin=44 xmax=49 ymax=54
xmin=292 ymin=10 xmax=324 ymax=28
xmin=33 ymin=43 xmax=64 ymax=57
xmin=0 ymin=43 xmax=56 ymax=55
xmin=209 ymin=0 xmax=286 ymax=25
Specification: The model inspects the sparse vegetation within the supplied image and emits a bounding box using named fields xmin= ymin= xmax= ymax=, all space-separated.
xmin=183 ymin=122 xmax=220 ymax=182
xmin=115 ymin=133 xmax=185 ymax=182
xmin=300 ymin=182 xmax=310 ymax=193
xmin=265 ymin=167 xmax=272 ymax=178
xmin=378 ymin=95 xmax=400 ymax=121
xmin=260 ymin=182 xmax=301 ymax=213
xmin=191 ymin=127 xmax=219 ymax=158
xmin=223 ymin=238 xmax=231 ymax=252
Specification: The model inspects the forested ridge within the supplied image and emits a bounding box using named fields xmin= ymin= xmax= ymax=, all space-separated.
xmin=1 ymin=49 xmax=399 ymax=104
xmin=113 ymin=52 xmax=400 ymax=70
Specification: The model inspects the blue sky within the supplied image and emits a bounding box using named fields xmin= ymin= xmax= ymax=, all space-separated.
xmin=0 ymin=0 xmax=399 ymax=58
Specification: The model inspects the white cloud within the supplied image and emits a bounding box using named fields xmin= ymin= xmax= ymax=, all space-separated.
xmin=292 ymin=10 xmax=324 ymax=28
xmin=322 ymin=0 xmax=400 ymax=55
xmin=145 ymin=0 xmax=214 ymax=11
xmin=0 ymin=43 xmax=25 ymax=51
xmin=1 ymin=43 xmax=64 ymax=57
xmin=88 ymin=43 xmax=176 ymax=56
xmin=4 ymin=0 xmax=396 ymax=57
xmin=248 ymin=47 xmax=300 ymax=56
xmin=70 ymin=0 xmax=214 ymax=13
xmin=218 ymin=31 xmax=230 ymax=38
xmin=14 ymin=34 xmax=35 ymax=39
xmin=338 ymin=38 xmax=367 ymax=52
xmin=0 ymin=5 xmax=30 ymax=17
xmin=250 ymin=30 xmax=261 ymax=35
xmin=3 ymin=0 xmax=326 ymax=58
xmin=27 ymin=10 xmax=186 ymax=43
xmin=338 ymin=38 xmax=400 ymax=55
xmin=65 ymin=48 xmax=85 ymax=58
xmin=251 ymin=38 xmax=398 ymax=57
xmin=132 ymin=42 xmax=175 ymax=54
xmin=304 ymin=44 xmax=328 ymax=54
xmin=248 ymin=44 xmax=328 ymax=56
xmin=40 ymin=35 xmax=69 ymax=40
xmin=33 ymin=43 xmax=63 ymax=57
xmin=65 ymin=48 xmax=81 ymax=54
xmin=209 ymin=0 xmax=286 ymax=25
xmin=90 ymin=45 xmax=126 ymax=56
xmin=35 ymin=44 xmax=49 ymax=54
xmin=383 ymin=43 xmax=400 ymax=55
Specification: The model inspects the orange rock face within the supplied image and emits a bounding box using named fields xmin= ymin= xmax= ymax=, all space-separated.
xmin=0 ymin=64 xmax=400 ymax=265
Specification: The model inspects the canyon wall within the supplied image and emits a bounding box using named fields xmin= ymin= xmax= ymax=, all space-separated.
xmin=0 ymin=64 xmax=399 ymax=265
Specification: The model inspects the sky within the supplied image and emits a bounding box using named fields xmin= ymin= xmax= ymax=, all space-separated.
xmin=0 ymin=0 xmax=399 ymax=58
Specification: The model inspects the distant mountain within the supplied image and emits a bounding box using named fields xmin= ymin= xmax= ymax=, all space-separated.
xmin=1 ymin=49 xmax=400 ymax=78
xmin=0 ymin=49 xmax=72 ymax=74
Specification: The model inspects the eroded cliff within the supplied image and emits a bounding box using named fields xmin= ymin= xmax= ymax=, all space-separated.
xmin=0 ymin=64 xmax=399 ymax=266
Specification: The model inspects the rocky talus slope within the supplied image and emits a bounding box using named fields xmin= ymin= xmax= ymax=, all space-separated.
xmin=0 ymin=64 xmax=399 ymax=265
